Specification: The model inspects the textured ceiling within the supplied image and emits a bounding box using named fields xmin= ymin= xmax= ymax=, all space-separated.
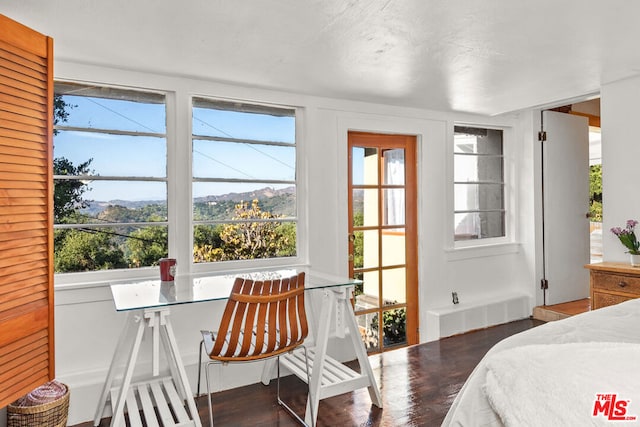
xmin=1 ymin=0 xmax=638 ymax=115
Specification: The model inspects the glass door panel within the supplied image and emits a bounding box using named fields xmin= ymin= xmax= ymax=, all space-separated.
xmin=351 ymin=146 xmax=379 ymax=185
xmin=381 ymin=233 xmax=406 ymax=267
xmin=353 ymin=189 xmax=379 ymax=227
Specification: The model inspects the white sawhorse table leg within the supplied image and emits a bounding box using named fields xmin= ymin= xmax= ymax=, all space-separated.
xmin=94 ymin=308 xmax=201 ymax=427
xmin=273 ymin=286 xmax=382 ymax=426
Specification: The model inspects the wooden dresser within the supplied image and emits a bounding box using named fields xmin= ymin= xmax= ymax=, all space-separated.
xmin=586 ymin=262 xmax=640 ymax=309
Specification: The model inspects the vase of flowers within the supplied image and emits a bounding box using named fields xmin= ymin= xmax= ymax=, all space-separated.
xmin=610 ymin=219 xmax=640 ymax=266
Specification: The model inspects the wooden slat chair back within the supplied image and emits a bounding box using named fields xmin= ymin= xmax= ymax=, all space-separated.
xmin=198 ymin=272 xmax=314 ymax=426
xmin=208 ymin=272 xmax=308 ymax=362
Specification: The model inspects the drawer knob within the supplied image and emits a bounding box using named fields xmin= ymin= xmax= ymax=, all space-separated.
xmin=618 ymin=281 xmax=628 ymax=288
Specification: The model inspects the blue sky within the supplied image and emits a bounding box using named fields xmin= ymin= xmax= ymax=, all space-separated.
xmin=54 ymin=94 xmax=296 ymax=202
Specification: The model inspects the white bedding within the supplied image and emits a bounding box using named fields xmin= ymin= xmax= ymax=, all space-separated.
xmin=442 ymin=298 xmax=640 ymax=426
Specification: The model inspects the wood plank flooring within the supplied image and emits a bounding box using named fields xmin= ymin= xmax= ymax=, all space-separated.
xmin=77 ymin=317 xmax=543 ymax=427
xmin=532 ymin=298 xmax=590 ymax=322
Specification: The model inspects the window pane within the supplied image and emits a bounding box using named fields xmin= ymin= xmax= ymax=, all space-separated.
xmin=193 ymin=139 xmax=295 ymax=180
xmin=353 ymin=271 xmax=364 ymax=297
xmin=356 ymin=313 xmax=380 ymax=353
xmin=193 ymin=182 xmax=295 ymax=220
xmin=453 ymin=125 xmax=506 ymax=242
xmin=454 ymin=183 xmax=504 ymax=211
xmin=193 ymin=222 xmax=296 ymax=263
xmin=454 ymin=211 xmax=505 ymax=240
xmin=354 ymin=230 xmax=379 ymax=269
xmin=53 ymin=83 xmax=168 ymax=273
xmin=192 ymin=98 xmax=297 ymax=263
xmin=192 ymin=99 xmax=294 ymax=143
xmin=53 ymin=225 xmax=168 ymax=273
xmin=383 ymin=149 xmax=404 ymax=185
xmin=54 ymin=181 xmax=167 ymax=224
xmin=352 ymin=146 xmax=378 ymax=186
xmin=382 ymin=308 xmax=407 ymax=348
xmin=454 ymin=127 xmax=503 ymax=155
xmin=383 ymin=188 xmax=404 ymax=226
xmin=55 ymin=131 xmax=166 ymax=177
xmin=55 ymin=83 xmax=166 ymax=133
xmin=355 ymin=271 xmax=380 ymax=310
xmin=454 ymin=155 xmax=503 ymax=183
xmin=382 ymin=267 xmax=406 ymax=303
xmin=354 ymin=188 xmax=378 ymax=227
xmin=382 ymin=234 xmax=406 ymax=267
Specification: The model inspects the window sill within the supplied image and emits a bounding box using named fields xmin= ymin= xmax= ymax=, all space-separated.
xmin=54 ymin=267 xmax=158 ymax=290
xmin=445 ymin=242 xmax=520 ymax=261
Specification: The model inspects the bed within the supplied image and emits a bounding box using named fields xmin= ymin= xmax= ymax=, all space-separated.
xmin=442 ymin=298 xmax=640 ymax=426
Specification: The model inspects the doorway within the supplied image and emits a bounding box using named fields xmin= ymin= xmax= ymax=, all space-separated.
xmin=540 ymin=99 xmax=600 ymax=307
xmin=347 ymin=131 xmax=418 ymax=353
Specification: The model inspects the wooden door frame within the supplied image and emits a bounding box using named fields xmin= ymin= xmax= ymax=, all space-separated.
xmin=347 ymin=131 xmax=419 ymax=349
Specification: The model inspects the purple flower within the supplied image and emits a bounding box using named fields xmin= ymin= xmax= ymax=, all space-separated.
xmin=612 ymin=220 xmax=640 ymax=255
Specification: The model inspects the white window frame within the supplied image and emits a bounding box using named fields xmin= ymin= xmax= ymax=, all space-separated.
xmin=53 ymin=81 xmax=171 ymax=285
xmin=446 ymin=122 xmax=517 ymax=259
xmin=189 ymin=95 xmax=305 ymax=274
xmin=54 ymin=82 xmax=307 ymax=287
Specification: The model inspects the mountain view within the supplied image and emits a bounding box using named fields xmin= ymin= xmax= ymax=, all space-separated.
xmin=79 ymin=186 xmax=298 ymax=220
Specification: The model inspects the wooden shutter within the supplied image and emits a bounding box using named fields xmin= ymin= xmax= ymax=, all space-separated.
xmin=0 ymin=14 xmax=54 ymax=407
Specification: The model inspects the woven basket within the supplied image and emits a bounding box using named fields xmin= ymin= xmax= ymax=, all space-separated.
xmin=7 ymin=382 xmax=70 ymax=427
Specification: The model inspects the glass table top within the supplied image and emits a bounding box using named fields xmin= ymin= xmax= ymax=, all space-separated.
xmin=110 ymin=268 xmax=362 ymax=311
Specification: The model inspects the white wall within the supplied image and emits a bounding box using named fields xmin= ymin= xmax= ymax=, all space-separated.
xmin=601 ymin=75 xmax=640 ymax=260
xmin=48 ymin=60 xmax=537 ymax=425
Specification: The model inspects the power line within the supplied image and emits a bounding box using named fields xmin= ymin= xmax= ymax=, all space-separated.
xmin=193 ymin=149 xmax=256 ymax=179
xmin=86 ymin=98 xmax=160 ymax=133
xmin=193 ymin=114 xmax=295 ymax=171
xmin=76 ymin=227 xmax=164 ymax=245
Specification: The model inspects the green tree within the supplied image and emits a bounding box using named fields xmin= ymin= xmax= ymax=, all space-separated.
xmin=589 ymin=164 xmax=603 ymax=222
xmin=275 ymin=222 xmax=296 ymax=256
xmin=351 ymin=210 xmax=365 ymax=296
xmin=53 ymin=157 xmax=93 ymax=222
xmin=126 ymin=226 xmax=168 ymax=268
xmin=193 ymin=199 xmax=295 ymax=262
xmin=194 ymin=224 xmax=223 ymax=247
xmin=53 ymin=93 xmax=94 ymax=223
xmin=53 ymin=94 xmax=72 ymax=131
xmin=54 ymin=229 xmax=127 ymax=272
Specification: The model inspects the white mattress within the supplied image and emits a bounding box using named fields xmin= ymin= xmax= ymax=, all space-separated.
xmin=442 ymin=298 xmax=640 ymax=426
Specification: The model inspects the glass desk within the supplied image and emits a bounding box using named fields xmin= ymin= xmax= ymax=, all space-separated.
xmin=94 ymin=269 xmax=382 ymax=427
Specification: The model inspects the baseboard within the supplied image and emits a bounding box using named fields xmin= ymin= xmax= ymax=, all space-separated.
xmin=425 ymin=293 xmax=531 ymax=340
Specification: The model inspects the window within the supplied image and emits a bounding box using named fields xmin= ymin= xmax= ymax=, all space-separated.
xmin=454 ymin=126 xmax=505 ymax=241
xmin=53 ymin=82 xmax=168 ymax=273
xmin=191 ymin=98 xmax=297 ymax=263
xmin=383 ymin=149 xmax=405 ymax=230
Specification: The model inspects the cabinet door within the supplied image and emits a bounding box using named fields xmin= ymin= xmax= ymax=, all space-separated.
xmin=0 ymin=14 xmax=54 ymax=407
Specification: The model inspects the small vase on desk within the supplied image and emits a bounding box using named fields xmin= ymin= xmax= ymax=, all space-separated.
xmin=630 ymin=253 xmax=640 ymax=267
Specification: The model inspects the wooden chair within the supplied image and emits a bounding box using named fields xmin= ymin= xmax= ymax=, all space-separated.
xmin=196 ymin=272 xmax=313 ymax=426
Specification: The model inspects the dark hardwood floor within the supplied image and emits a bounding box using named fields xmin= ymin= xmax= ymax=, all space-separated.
xmin=79 ymin=317 xmax=543 ymax=427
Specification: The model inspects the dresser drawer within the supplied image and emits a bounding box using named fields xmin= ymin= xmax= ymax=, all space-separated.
xmin=592 ymin=291 xmax=635 ymax=309
xmin=591 ymin=271 xmax=640 ymax=295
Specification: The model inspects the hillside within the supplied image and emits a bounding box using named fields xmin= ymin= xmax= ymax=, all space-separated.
xmin=80 ymin=186 xmax=298 ymax=220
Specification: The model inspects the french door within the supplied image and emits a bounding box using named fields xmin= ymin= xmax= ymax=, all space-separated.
xmin=348 ymin=131 xmax=418 ymax=353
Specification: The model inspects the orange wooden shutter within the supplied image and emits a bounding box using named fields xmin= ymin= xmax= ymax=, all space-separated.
xmin=0 ymin=14 xmax=54 ymax=407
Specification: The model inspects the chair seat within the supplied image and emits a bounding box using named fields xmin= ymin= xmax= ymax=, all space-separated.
xmin=202 ymin=328 xmax=296 ymax=361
